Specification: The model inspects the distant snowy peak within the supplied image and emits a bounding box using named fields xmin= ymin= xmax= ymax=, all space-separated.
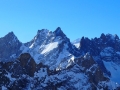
xmin=72 ymin=38 xmax=81 ymax=48
xmin=72 ymin=38 xmax=81 ymax=44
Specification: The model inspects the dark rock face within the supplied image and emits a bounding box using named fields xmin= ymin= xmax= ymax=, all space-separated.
xmin=54 ymin=27 xmax=66 ymax=38
xmin=75 ymin=53 xmax=108 ymax=89
xmin=78 ymin=33 xmax=120 ymax=76
xmin=0 ymin=53 xmax=52 ymax=90
xmin=18 ymin=53 xmax=37 ymax=77
xmin=79 ymin=34 xmax=120 ymax=56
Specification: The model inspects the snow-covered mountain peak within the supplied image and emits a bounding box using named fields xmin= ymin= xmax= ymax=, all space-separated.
xmin=25 ymin=29 xmax=53 ymax=48
xmin=31 ymin=27 xmax=66 ymax=44
xmin=72 ymin=38 xmax=81 ymax=44
xmin=36 ymin=29 xmax=51 ymax=39
xmin=37 ymin=29 xmax=50 ymax=35
xmin=20 ymin=28 xmax=81 ymax=69
xmin=27 ymin=27 xmax=69 ymax=48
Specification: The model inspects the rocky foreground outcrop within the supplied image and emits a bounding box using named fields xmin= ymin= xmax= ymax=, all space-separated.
xmin=0 ymin=53 xmax=118 ymax=90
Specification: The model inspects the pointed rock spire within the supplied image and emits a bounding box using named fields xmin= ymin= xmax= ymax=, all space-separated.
xmin=114 ymin=34 xmax=119 ymax=40
xmin=54 ymin=27 xmax=66 ymax=37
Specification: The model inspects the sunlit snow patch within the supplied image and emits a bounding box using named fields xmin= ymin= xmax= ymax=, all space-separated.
xmin=2 ymin=86 xmax=7 ymax=90
xmin=41 ymin=42 xmax=58 ymax=54
xmin=103 ymin=61 xmax=120 ymax=84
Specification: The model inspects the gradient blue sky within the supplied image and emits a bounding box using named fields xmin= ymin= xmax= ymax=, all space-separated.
xmin=0 ymin=0 xmax=120 ymax=42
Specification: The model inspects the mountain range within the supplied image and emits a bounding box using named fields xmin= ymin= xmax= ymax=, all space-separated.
xmin=0 ymin=27 xmax=120 ymax=90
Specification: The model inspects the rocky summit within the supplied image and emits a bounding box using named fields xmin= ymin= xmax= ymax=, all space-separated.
xmin=0 ymin=27 xmax=120 ymax=90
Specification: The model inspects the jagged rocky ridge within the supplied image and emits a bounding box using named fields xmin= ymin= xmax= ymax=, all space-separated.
xmin=0 ymin=27 xmax=120 ymax=90
xmin=77 ymin=34 xmax=120 ymax=84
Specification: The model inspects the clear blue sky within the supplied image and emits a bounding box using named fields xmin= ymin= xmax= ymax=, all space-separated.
xmin=0 ymin=0 xmax=120 ymax=43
